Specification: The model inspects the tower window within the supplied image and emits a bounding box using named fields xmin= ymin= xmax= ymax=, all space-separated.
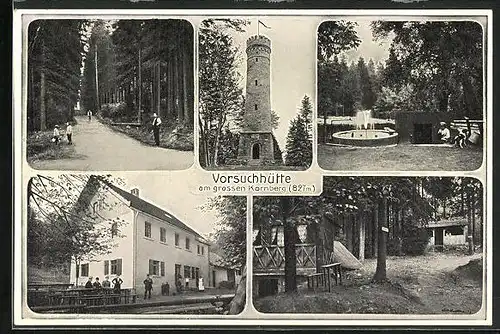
xmin=255 ymin=57 xmax=258 ymax=62
xmin=254 ymin=104 xmax=258 ymax=110
xmin=255 ymin=80 xmax=258 ymax=86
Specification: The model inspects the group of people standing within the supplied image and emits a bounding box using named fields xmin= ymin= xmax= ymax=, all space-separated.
xmin=84 ymin=275 xmax=123 ymax=293
xmin=52 ymin=122 xmax=73 ymax=145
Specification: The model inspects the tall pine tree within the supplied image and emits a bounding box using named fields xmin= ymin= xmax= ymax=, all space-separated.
xmin=284 ymin=95 xmax=313 ymax=167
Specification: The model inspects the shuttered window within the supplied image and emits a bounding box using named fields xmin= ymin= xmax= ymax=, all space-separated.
xmin=160 ymin=227 xmax=166 ymax=242
xmin=104 ymin=260 xmax=109 ymax=275
xmin=110 ymin=259 xmax=122 ymax=275
xmin=81 ymin=263 xmax=89 ymax=277
xmin=149 ymin=259 xmax=165 ymax=276
xmin=145 ymin=222 xmax=152 ymax=238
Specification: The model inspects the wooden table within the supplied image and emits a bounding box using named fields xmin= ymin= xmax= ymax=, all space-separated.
xmin=321 ymin=263 xmax=342 ymax=292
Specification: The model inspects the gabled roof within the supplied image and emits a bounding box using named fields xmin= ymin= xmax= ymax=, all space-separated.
xmin=101 ymin=180 xmax=207 ymax=242
xmin=427 ymin=218 xmax=468 ymax=229
xmin=209 ymin=252 xmax=238 ymax=270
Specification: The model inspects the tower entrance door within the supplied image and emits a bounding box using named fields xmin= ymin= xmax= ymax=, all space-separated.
xmin=252 ymin=143 xmax=261 ymax=159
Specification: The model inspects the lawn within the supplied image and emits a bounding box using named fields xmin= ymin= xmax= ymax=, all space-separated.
xmin=318 ymin=143 xmax=483 ymax=171
xmin=27 ymin=130 xmax=77 ymax=163
xmin=254 ymin=251 xmax=484 ymax=314
xmin=99 ymin=116 xmax=194 ymax=152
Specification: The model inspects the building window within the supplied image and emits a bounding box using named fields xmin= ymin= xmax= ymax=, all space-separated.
xmin=185 ymin=237 xmax=190 ymax=250
xmin=255 ymin=57 xmax=258 ymax=62
xmin=175 ymin=233 xmax=180 ymax=246
xmin=255 ymin=80 xmax=258 ymax=86
xmin=160 ymin=227 xmax=166 ymax=243
xmin=254 ymin=104 xmax=258 ymax=110
xmin=175 ymin=264 xmax=181 ymax=280
xmin=184 ymin=265 xmax=191 ymax=278
xmin=111 ymin=222 xmax=118 ymax=238
xmin=145 ymin=222 xmax=151 ymax=238
xmin=201 ymin=246 xmax=204 ymax=255
xmin=197 ymin=245 xmax=200 ymax=255
xmin=149 ymin=259 xmax=165 ymax=276
xmin=191 ymin=267 xmax=196 ymax=279
xmin=81 ymin=263 xmax=89 ymax=277
xmin=104 ymin=260 xmax=109 ymax=275
xmin=110 ymin=259 xmax=122 ymax=275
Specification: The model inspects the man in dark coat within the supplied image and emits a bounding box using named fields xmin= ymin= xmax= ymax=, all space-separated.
xmin=143 ymin=274 xmax=153 ymax=299
xmin=152 ymin=113 xmax=162 ymax=146
xmin=85 ymin=277 xmax=93 ymax=289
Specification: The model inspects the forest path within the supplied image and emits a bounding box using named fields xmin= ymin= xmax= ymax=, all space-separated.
xmin=30 ymin=116 xmax=193 ymax=171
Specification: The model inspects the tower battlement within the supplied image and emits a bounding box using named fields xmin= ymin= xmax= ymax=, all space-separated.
xmin=246 ymin=35 xmax=271 ymax=53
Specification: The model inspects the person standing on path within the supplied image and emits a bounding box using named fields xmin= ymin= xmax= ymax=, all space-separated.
xmin=52 ymin=125 xmax=60 ymax=145
xmin=152 ymin=113 xmax=162 ymax=146
xmin=143 ymin=274 xmax=153 ymax=299
xmin=66 ymin=122 xmax=73 ymax=144
xmin=112 ymin=275 xmax=123 ymax=293
xmin=87 ymin=110 xmax=92 ymax=121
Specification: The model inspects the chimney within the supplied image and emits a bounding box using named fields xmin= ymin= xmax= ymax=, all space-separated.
xmin=131 ymin=188 xmax=139 ymax=197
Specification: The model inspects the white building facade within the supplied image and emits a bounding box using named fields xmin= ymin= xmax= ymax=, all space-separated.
xmin=69 ymin=181 xmax=210 ymax=296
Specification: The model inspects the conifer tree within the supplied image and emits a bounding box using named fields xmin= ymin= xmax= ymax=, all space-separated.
xmin=284 ymin=95 xmax=313 ymax=167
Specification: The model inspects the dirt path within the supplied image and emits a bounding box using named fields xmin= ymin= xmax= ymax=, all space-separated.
xmin=29 ymin=116 xmax=193 ymax=171
xmin=357 ymin=252 xmax=484 ymax=314
xmin=254 ymin=252 xmax=484 ymax=314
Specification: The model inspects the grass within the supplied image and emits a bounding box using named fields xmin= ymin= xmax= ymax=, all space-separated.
xmin=27 ymin=130 xmax=77 ymax=163
xmin=254 ymin=251 xmax=483 ymax=314
xmin=100 ymin=116 xmax=194 ymax=151
xmin=318 ymin=142 xmax=483 ymax=171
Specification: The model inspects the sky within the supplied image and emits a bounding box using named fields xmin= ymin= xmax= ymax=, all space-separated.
xmin=115 ymin=173 xmax=226 ymax=238
xmin=227 ymin=17 xmax=317 ymax=150
xmin=343 ymin=20 xmax=393 ymax=66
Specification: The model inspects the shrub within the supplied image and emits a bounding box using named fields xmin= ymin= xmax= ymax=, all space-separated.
xmin=402 ymin=225 xmax=431 ymax=256
xmin=218 ymin=280 xmax=235 ymax=289
xmin=100 ymin=103 xmax=127 ymax=120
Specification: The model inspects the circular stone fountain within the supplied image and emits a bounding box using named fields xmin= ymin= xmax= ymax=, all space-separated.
xmin=331 ymin=110 xmax=399 ymax=147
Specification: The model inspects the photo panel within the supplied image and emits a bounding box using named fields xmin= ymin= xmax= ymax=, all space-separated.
xmin=198 ymin=17 xmax=315 ymax=171
xmin=25 ymin=173 xmax=247 ymax=316
xmin=25 ymin=18 xmax=195 ymax=171
xmin=317 ymin=18 xmax=486 ymax=171
xmin=252 ymin=176 xmax=486 ymax=318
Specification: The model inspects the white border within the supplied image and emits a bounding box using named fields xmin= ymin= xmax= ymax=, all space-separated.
xmin=13 ymin=9 xmax=493 ymax=328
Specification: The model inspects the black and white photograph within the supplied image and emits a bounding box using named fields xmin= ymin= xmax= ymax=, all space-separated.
xmin=253 ymin=176 xmax=485 ymax=315
xmin=26 ymin=174 xmax=246 ymax=314
xmin=198 ymin=18 xmax=314 ymax=171
xmin=26 ymin=19 xmax=195 ymax=170
xmin=317 ymin=19 xmax=485 ymax=171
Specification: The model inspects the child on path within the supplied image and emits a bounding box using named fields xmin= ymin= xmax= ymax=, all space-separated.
xmin=52 ymin=125 xmax=60 ymax=145
xmin=66 ymin=122 xmax=73 ymax=144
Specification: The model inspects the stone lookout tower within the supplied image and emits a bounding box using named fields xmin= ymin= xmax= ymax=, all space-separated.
xmin=237 ymin=35 xmax=275 ymax=165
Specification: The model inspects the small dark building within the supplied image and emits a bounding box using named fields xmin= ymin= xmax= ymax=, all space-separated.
xmin=395 ymin=111 xmax=454 ymax=144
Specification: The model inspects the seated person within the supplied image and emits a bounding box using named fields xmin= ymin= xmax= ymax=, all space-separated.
xmin=437 ymin=122 xmax=451 ymax=143
xmin=452 ymin=128 xmax=468 ymax=148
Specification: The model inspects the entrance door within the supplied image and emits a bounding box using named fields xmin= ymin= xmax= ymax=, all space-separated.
xmin=413 ymin=123 xmax=433 ymax=144
xmin=252 ymin=143 xmax=261 ymax=159
xmin=435 ymin=227 xmax=444 ymax=251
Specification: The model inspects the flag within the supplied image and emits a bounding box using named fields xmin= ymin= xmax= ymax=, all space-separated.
xmin=258 ymin=20 xmax=271 ymax=29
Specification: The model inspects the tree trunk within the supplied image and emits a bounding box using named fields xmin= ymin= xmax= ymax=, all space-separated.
xmin=396 ymin=206 xmax=403 ymax=256
xmin=345 ymin=214 xmax=353 ymax=253
xmin=228 ymin=265 xmax=246 ymax=315
xmin=138 ymin=47 xmax=142 ymax=122
xmin=281 ymin=197 xmax=297 ymax=293
xmin=479 ymin=185 xmax=483 ymax=247
xmin=156 ymin=61 xmax=161 ymax=117
xmin=467 ymin=190 xmax=474 ymax=255
xmin=373 ymin=204 xmax=379 ymax=258
xmin=182 ymin=34 xmax=190 ymax=125
xmin=358 ymin=212 xmax=365 ymax=262
xmin=40 ymin=68 xmax=47 ymax=131
xmin=373 ymin=196 xmax=388 ymax=282
xmin=95 ymin=49 xmax=99 ymax=111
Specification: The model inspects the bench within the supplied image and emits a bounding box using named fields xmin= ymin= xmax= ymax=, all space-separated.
xmin=306 ymin=273 xmax=325 ymax=290
xmin=321 ymin=263 xmax=343 ymax=292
